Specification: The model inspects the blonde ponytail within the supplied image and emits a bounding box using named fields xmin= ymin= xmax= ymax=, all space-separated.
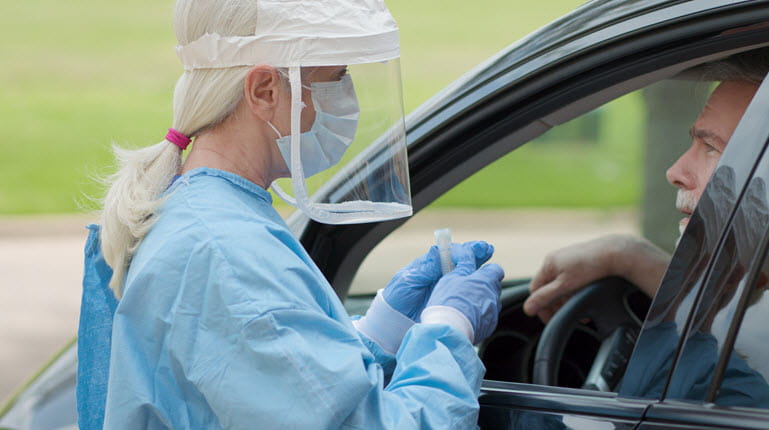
xmin=100 ymin=0 xmax=260 ymax=297
xmin=100 ymin=142 xmax=181 ymax=296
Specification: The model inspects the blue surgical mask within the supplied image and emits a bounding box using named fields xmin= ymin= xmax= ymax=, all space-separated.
xmin=272 ymin=74 xmax=360 ymax=178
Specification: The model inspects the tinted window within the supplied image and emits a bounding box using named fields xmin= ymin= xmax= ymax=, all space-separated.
xmin=622 ymin=73 xmax=769 ymax=405
xmin=348 ymin=77 xmax=709 ymax=393
xmin=619 ymin=164 xmax=743 ymax=400
xmin=709 ymin=178 xmax=769 ymax=410
xmin=349 ymin=86 xmax=680 ymax=296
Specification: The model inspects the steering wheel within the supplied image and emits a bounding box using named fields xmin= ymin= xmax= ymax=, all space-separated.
xmin=531 ymin=277 xmax=647 ymax=391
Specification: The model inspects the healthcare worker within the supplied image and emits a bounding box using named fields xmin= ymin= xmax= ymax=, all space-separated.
xmin=76 ymin=0 xmax=504 ymax=429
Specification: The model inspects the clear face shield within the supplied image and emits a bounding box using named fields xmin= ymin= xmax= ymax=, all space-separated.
xmin=175 ymin=0 xmax=411 ymax=225
xmin=270 ymin=61 xmax=411 ymax=224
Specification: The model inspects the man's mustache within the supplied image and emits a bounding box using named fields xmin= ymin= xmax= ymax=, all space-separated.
xmin=676 ymin=190 xmax=699 ymax=214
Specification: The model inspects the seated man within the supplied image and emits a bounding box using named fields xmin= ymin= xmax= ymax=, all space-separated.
xmin=523 ymin=51 xmax=769 ymax=408
xmin=524 ymin=63 xmax=764 ymax=322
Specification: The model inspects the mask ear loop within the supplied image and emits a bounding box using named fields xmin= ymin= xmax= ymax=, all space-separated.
xmin=270 ymin=67 xmax=303 ymax=207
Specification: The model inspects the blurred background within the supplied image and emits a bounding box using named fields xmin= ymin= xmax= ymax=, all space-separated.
xmin=1 ymin=0 xmax=600 ymax=216
xmin=1 ymin=0 xmax=690 ymax=403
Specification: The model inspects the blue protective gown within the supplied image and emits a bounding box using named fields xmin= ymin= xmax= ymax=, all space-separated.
xmin=102 ymin=168 xmax=484 ymax=429
xmin=77 ymin=224 xmax=118 ymax=430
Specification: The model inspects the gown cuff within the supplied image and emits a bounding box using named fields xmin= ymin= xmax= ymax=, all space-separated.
xmin=352 ymin=290 xmax=415 ymax=355
xmin=420 ymin=305 xmax=475 ymax=344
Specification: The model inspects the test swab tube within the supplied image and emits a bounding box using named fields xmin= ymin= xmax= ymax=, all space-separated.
xmin=434 ymin=228 xmax=454 ymax=275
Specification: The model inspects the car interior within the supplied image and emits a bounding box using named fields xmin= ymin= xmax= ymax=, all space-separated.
xmin=346 ymin=40 xmax=769 ymax=405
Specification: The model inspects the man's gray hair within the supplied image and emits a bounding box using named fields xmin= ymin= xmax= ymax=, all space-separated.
xmin=702 ymin=48 xmax=769 ymax=84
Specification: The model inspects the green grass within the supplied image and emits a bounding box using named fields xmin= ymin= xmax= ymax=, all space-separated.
xmin=0 ymin=0 xmax=601 ymax=214
xmin=434 ymin=93 xmax=645 ymax=207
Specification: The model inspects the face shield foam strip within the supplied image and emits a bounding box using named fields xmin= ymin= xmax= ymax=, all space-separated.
xmin=270 ymin=67 xmax=304 ymax=207
xmin=174 ymin=0 xmax=401 ymax=70
xmin=176 ymin=32 xmax=400 ymax=70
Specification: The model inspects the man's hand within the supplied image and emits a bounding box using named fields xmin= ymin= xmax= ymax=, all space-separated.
xmin=523 ymin=234 xmax=670 ymax=323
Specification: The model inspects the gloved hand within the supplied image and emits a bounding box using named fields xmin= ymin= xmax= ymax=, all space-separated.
xmin=383 ymin=241 xmax=495 ymax=320
xmin=420 ymin=245 xmax=504 ymax=344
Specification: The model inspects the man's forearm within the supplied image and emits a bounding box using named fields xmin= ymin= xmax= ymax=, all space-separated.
xmin=611 ymin=236 xmax=671 ymax=297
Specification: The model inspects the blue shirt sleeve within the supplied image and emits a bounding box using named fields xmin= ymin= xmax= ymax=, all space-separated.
xmin=620 ymin=321 xmax=769 ymax=409
xmin=619 ymin=321 xmax=679 ymax=399
xmin=717 ymin=350 xmax=769 ymax=409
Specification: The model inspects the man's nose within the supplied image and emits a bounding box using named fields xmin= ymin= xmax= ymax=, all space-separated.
xmin=666 ymin=148 xmax=693 ymax=189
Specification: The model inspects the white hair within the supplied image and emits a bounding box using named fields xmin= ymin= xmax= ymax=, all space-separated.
xmin=702 ymin=49 xmax=769 ymax=85
xmin=100 ymin=0 xmax=260 ymax=297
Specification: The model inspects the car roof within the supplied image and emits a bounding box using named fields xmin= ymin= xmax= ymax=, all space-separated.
xmin=405 ymin=0 xmax=755 ymax=141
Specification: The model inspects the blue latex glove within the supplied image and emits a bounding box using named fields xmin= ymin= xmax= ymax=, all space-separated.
xmin=422 ymin=245 xmax=504 ymax=343
xmin=382 ymin=241 xmax=495 ymax=320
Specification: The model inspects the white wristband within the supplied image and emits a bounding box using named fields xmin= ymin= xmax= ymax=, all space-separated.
xmin=420 ymin=305 xmax=475 ymax=344
xmin=353 ymin=290 xmax=415 ymax=355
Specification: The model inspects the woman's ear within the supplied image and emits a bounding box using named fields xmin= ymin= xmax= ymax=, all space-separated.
xmin=243 ymin=65 xmax=284 ymax=122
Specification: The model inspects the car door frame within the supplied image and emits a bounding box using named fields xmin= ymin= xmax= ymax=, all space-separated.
xmin=476 ymin=42 xmax=769 ymax=430
xmin=641 ymin=69 xmax=769 ymax=429
xmin=477 ymin=70 xmax=769 ymax=430
xmin=479 ymin=381 xmax=651 ymax=428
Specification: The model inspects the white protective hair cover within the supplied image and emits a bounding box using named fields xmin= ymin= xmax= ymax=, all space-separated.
xmin=175 ymin=0 xmax=412 ymax=224
xmin=177 ymin=0 xmax=400 ymax=68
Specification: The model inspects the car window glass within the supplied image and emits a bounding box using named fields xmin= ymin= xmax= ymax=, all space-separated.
xmin=349 ymin=78 xmax=717 ymax=392
xmin=618 ymin=164 xmax=742 ymax=401
xmin=349 ymin=89 xmax=648 ymax=296
xmin=621 ymin=75 xmax=769 ymax=404
xmin=715 ymin=208 xmax=769 ymax=410
xmin=709 ymin=176 xmax=769 ymax=411
xmin=350 ymin=79 xmax=709 ymax=298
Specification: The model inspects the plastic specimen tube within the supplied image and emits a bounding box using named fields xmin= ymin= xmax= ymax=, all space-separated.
xmin=434 ymin=228 xmax=454 ymax=275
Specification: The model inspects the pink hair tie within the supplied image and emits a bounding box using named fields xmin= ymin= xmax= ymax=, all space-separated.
xmin=165 ymin=128 xmax=192 ymax=150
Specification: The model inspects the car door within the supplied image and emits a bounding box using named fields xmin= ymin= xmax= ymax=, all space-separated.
xmin=636 ymin=72 xmax=769 ymax=429
xmin=479 ymin=381 xmax=648 ymax=429
xmin=477 ymin=65 xmax=769 ymax=430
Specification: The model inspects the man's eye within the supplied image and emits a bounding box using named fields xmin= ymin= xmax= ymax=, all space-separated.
xmin=704 ymin=142 xmax=720 ymax=153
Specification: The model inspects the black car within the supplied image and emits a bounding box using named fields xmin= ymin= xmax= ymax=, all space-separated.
xmin=4 ymin=0 xmax=769 ymax=428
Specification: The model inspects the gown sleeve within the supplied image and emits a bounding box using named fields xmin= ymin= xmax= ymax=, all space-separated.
xmin=106 ymin=224 xmax=484 ymax=429
xmin=352 ymin=315 xmax=397 ymax=379
xmin=189 ymin=306 xmax=483 ymax=430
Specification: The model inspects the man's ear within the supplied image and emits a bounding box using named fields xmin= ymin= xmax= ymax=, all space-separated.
xmin=243 ymin=65 xmax=283 ymax=122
